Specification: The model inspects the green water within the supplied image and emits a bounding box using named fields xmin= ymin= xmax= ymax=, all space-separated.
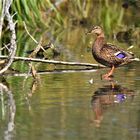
xmin=1 ymin=1 xmax=140 ymax=140
xmin=1 ymin=64 xmax=140 ymax=140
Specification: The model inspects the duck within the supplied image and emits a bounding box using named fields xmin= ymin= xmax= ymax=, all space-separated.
xmin=87 ymin=26 xmax=139 ymax=79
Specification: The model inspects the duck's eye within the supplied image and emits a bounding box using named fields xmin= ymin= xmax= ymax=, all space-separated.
xmin=93 ymin=26 xmax=101 ymax=30
xmin=94 ymin=27 xmax=98 ymax=29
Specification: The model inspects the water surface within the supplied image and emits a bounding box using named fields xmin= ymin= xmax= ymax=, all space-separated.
xmin=0 ymin=62 xmax=140 ymax=140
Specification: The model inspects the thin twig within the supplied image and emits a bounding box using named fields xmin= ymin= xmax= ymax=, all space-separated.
xmin=23 ymin=21 xmax=38 ymax=44
xmin=23 ymin=22 xmax=45 ymax=78
xmin=23 ymin=21 xmax=47 ymax=53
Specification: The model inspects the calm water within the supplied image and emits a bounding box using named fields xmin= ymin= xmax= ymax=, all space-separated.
xmin=1 ymin=1 xmax=140 ymax=140
xmin=0 ymin=62 xmax=140 ymax=140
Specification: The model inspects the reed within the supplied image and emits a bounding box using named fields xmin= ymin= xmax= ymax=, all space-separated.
xmin=11 ymin=0 xmax=67 ymax=29
xmin=10 ymin=0 xmax=126 ymax=31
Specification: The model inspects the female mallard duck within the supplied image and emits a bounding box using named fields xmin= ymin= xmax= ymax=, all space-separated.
xmin=88 ymin=26 xmax=138 ymax=79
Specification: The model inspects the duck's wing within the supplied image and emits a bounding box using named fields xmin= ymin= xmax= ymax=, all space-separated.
xmin=100 ymin=43 xmax=134 ymax=66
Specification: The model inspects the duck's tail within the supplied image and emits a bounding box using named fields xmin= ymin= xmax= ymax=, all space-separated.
xmin=131 ymin=57 xmax=140 ymax=61
xmin=127 ymin=51 xmax=140 ymax=61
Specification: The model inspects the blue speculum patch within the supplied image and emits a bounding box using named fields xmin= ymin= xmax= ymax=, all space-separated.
xmin=116 ymin=93 xmax=126 ymax=103
xmin=116 ymin=53 xmax=126 ymax=59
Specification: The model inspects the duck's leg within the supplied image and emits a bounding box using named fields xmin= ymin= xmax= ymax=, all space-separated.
xmin=103 ymin=65 xmax=115 ymax=79
xmin=107 ymin=65 xmax=115 ymax=76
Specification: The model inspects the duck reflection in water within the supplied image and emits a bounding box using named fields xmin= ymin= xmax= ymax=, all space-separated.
xmin=91 ymin=84 xmax=134 ymax=127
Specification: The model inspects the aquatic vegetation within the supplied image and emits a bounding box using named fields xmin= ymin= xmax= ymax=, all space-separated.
xmin=0 ymin=0 xmax=136 ymax=29
xmin=11 ymin=0 xmax=67 ymax=29
xmin=6 ymin=0 xmax=140 ymax=33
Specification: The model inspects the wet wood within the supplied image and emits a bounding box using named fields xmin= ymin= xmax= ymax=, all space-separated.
xmin=0 ymin=56 xmax=105 ymax=69
xmin=0 ymin=0 xmax=17 ymax=74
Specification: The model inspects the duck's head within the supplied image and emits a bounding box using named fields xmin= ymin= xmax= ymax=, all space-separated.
xmin=87 ymin=26 xmax=103 ymax=36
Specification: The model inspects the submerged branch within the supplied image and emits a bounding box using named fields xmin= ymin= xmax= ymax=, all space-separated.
xmin=5 ymin=69 xmax=97 ymax=77
xmin=0 ymin=55 xmax=105 ymax=68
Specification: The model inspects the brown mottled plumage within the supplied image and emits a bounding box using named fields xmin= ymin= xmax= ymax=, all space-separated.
xmin=88 ymin=26 xmax=135 ymax=79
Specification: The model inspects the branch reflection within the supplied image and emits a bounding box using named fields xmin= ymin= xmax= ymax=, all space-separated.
xmin=0 ymin=78 xmax=16 ymax=140
xmin=91 ymin=83 xmax=135 ymax=127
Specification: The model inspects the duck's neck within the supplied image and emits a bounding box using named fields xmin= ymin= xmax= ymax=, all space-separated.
xmin=93 ymin=33 xmax=105 ymax=52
